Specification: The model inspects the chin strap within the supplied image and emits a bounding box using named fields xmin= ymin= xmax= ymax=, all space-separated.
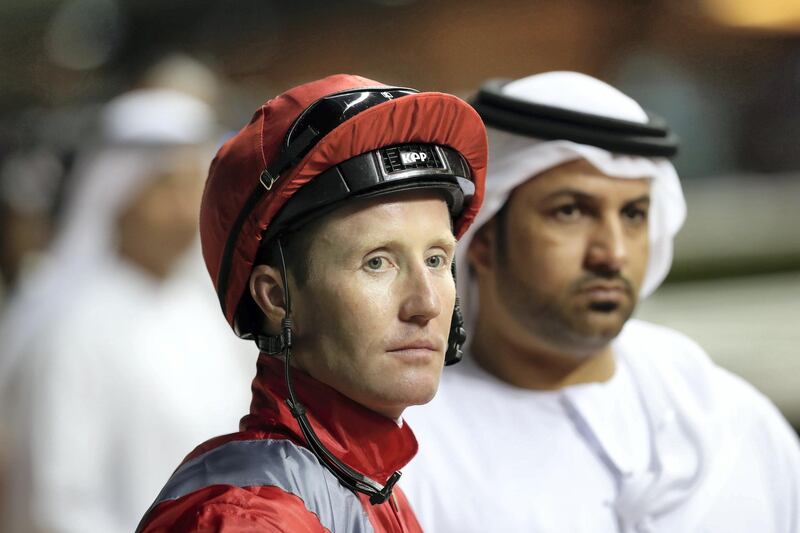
xmin=263 ymin=239 xmax=401 ymax=505
xmin=444 ymin=259 xmax=466 ymax=365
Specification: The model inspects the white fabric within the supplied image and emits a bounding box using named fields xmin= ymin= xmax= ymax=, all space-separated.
xmin=457 ymin=72 xmax=687 ymax=331
xmin=101 ymin=88 xmax=216 ymax=145
xmin=0 ymin=149 xmax=163 ymax=388
xmin=401 ymin=73 xmax=800 ymax=532
xmin=403 ymin=319 xmax=800 ymax=532
xmin=502 ymin=71 xmax=649 ymax=123
xmin=1 ymin=252 xmax=255 ymax=533
xmin=0 ymin=89 xmax=217 ymax=393
xmin=0 ymin=89 xmax=256 ymax=533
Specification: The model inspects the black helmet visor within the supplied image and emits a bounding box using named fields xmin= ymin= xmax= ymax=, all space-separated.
xmin=262 ymin=87 xmax=419 ymax=187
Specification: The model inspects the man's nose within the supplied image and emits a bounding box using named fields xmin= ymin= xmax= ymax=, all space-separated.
xmin=398 ymin=265 xmax=443 ymax=326
xmin=585 ymin=215 xmax=628 ymax=274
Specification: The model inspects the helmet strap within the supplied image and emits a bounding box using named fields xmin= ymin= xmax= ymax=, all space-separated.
xmin=444 ymin=259 xmax=466 ymax=365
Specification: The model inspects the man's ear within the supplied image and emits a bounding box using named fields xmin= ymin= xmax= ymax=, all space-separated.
xmin=467 ymin=219 xmax=496 ymax=275
xmin=249 ymin=265 xmax=287 ymax=335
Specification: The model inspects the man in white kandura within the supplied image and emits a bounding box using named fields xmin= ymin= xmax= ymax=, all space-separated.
xmin=0 ymin=89 xmax=253 ymax=533
xmin=401 ymin=71 xmax=800 ymax=533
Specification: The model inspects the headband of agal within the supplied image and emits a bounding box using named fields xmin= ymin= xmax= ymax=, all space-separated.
xmin=471 ymin=78 xmax=679 ymax=157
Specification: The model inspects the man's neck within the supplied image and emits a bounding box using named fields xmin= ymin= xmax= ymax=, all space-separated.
xmin=470 ymin=314 xmax=616 ymax=390
xmin=286 ymin=350 xmax=405 ymax=420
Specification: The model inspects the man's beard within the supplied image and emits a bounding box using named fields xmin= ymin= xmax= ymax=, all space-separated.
xmin=495 ymin=267 xmax=637 ymax=357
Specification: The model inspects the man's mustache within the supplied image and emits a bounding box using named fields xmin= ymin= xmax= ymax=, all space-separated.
xmin=570 ymin=273 xmax=634 ymax=296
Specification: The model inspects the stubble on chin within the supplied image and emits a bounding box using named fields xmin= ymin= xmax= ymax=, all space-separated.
xmin=496 ymin=271 xmax=635 ymax=356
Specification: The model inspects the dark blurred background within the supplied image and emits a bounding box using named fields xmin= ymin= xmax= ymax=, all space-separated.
xmin=1 ymin=0 xmax=798 ymax=421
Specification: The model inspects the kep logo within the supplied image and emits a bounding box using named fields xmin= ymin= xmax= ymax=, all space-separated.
xmin=400 ymin=151 xmax=428 ymax=165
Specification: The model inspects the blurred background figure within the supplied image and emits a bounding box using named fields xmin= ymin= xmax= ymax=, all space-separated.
xmin=0 ymin=148 xmax=66 ymax=308
xmin=0 ymin=83 xmax=254 ymax=532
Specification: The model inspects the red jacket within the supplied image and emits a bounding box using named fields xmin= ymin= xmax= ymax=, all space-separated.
xmin=137 ymin=354 xmax=423 ymax=532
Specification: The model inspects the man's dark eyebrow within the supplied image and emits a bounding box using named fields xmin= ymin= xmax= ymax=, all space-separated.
xmin=543 ymin=189 xmax=651 ymax=205
xmin=542 ymin=188 xmax=596 ymax=202
xmin=624 ymin=194 xmax=650 ymax=206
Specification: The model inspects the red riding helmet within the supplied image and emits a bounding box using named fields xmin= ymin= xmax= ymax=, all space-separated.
xmin=199 ymin=74 xmax=488 ymax=338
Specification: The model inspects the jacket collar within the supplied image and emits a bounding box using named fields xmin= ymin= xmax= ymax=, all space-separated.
xmin=242 ymin=353 xmax=418 ymax=482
